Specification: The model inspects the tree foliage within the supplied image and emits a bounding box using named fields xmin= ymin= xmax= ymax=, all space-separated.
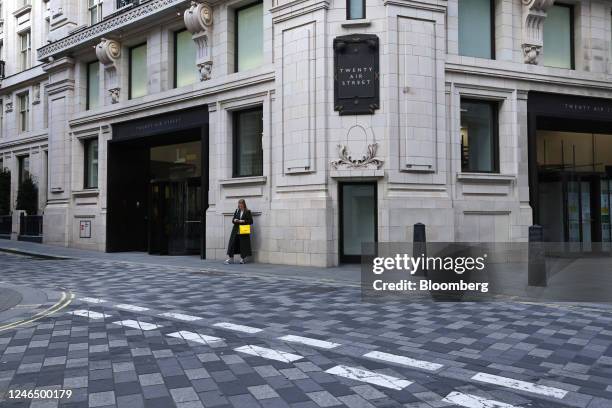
xmin=0 ymin=168 xmax=10 ymax=215
xmin=16 ymin=175 xmax=38 ymax=215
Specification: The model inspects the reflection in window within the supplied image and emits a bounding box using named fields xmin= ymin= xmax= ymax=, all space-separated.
xmin=18 ymin=155 xmax=29 ymax=185
xmin=84 ymin=139 xmax=98 ymax=189
xmin=233 ymin=107 xmax=263 ymax=178
xmin=460 ymin=99 xmax=498 ymax=173
xmin=19 ymin=31 xmax=31 ymax=71
xmin=235 ymin=2 xmax=263 ymax=72
xmin=150 ymin=141 xmax=202 ymax=180
xmin=175 ymin=30 xmax=198 ymax=88
xmin=129 ymin=43 xmax=147 ymax=99
xmin=18 ymin=93 xmax=29 ymax=133
xmin=347 ymin=0 xmax=365 ymax=20
xmin=458 ymin=0 xmax=493 ymax=59
xmin=87 ymin=61 xmax=100 ymax=110
xmin=543 ymin=4 xmax=573 ymax=69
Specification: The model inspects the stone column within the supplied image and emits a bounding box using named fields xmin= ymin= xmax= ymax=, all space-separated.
xmin=184 ymin=1 xmax=213 ymax=81
xmin=521 ymin=0 xmax=555 ymax=64
xmin=42 ymin=56 xmax=75 ymax=247
xmin=95 ymin=38 xmax=122 ymax=104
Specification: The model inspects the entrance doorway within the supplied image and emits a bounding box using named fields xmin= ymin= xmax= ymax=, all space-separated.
xmin=107 ymin=107 xmax=208 ymax=257
xmin=339 ymin=182 xmax=377 ymax=263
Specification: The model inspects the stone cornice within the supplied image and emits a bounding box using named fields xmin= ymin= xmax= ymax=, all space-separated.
xmin=37 ymin=0 xmax=190 ymax=61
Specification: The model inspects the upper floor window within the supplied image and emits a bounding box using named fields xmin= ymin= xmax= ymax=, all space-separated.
xmin=460 ymin=99 xmax=499 ymax=173
xmin=543 ymin=4 xmax=574 ymax=69
xmin=174 ymin=29 xmax=197 ymax=88
xmin=18 ymin=0 xmax=31 ymax=8
xmin=235 ymin=2 xmax=263 ymax=72
xmin=18 ymin=92 xmax=29 ymax=133
xmin=129 ymin=43 xmax=147 ymax=99
xmin=19 ymin=31 xmax=31 ymax=71
xmin=0 ymin=100 xmax=3 ymax=138
xmin=458 ymin=0 xmax=494 ymax=59
xmin=88 ymin=0 xmax=103 ymax=25
xmin=84 ymin=138 xmax=99 ymax=189
xmin=86 ymin=61 xmax=100 ymax=110
xmin=233 ymin=107 xmax=263 ymax=178
xmin=347 ymin=0 xmax=365 ymax=20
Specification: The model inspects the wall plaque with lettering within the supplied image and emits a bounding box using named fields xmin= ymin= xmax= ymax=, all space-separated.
xmin=334 ymin=34 xmax=380 ymax=115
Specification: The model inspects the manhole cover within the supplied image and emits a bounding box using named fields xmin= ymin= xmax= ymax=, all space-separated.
xmin=0 ymin=288 xmax=23 ymax=313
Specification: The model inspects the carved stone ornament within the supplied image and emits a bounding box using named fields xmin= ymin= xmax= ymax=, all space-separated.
xmin=95 ymin=38 xmax=121 ymax=67
xmin=198 ymin=60 xmax=213 ymax=81
xmin=109 ymin=88 xmax=120 ymax=104
xmin=32 ymin=84 xmax=41 ymax=104
xmin=184 ymin=2 xmax=213 ymax=81
xmin=5 ymin=101 xmax=13 ymax=113
xmin=331 ymin=143 xmax=384 ymax=170
xmin=521 ymin=0 xmax=555 ymax=64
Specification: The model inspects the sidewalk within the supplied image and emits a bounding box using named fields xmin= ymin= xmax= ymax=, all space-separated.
xmin=0 ymin=240 xmax=361 ymax=285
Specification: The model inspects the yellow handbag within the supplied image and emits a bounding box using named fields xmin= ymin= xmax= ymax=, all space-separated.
xmin=239 ymin=224 xmax=251 ymax=235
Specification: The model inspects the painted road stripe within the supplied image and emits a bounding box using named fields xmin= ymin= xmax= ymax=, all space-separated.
xmin=279 ymin=335 xmax=340 ymax=350
xmin=472 ymin=372 xmax=568 ymax=399
xmin=213 ymin=322 xmax=263 ymax=334
xmin=363 ymin=350 xmax=443 ymax=371
xmin=443 ymin=392 xmax=520 ymax=408
xmin=69 ymin=310 xmax=112 ymax=319
xmin=113 ymin=320 xmax=162 ymax=331
xmin=79 ymin=297 xmax=106 ymax=304
xmin=235 ymin=345 xmax=303 ymax=363
xmin=159 ymin=312 xmax=202 ymax=322
xmin=116 ymin=304 xmax=149 ymax=312
xmin=167 ymin=331 xmax=224 ymax=345
xmin=325 ymin=365 xmax=412 ymax=390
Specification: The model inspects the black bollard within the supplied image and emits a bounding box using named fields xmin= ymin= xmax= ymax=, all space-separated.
xmin=413 ymin=223 xmax=426 ymax=277
xmin=528 ymin=225 xmax=547 ymax=287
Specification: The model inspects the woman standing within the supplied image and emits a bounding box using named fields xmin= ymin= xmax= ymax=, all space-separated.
xmin=225 ymin=199 xmax=253 ymax=264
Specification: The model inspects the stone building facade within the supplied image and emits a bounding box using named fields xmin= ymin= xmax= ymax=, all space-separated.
xmin=1 ymin=0 xmax=612 ymax=266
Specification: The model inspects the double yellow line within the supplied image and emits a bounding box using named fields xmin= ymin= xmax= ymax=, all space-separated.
xmin=0 ymin=291 xmax=74 ymax=332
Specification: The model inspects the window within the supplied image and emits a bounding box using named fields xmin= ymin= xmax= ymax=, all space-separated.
xmin=460 ymin=99 xmax=498 ymax=173
xmin=129 ymin=43 xmax=147 ymax=99
xmin=174 ymin=30 xmax=197 ymax=88
xmin=84 ymin=139 xmax=98 ymax=189
xmin=458 ymin=0 xmax=494 ymax=59
xmin=235 ymin=2 xmax=263 ymax=72
xmin=86 ymin=61 xmax=100 ymax=110
xmin=0 ymin=100 xmax=3 ymax=138
xmin=543 ymin=4 xmax=573 ymax=69
xmin=233 ymin=107 xmax=263 ymax=177
xmin=18 ymin=93 xmax=29 ymax=133
xmin=18 ymin=155 xmax=29 ymax=186
xmin=19 ymin=31 xmax=31 ymax=71
xmin=88 ymin=0 xmax=102 ymax=25
xmin=346 ymin=0 xmax=365 ymax=20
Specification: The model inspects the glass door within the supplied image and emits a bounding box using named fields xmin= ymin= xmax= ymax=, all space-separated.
xmin=339 ymin=182 xmax=377 ymax=263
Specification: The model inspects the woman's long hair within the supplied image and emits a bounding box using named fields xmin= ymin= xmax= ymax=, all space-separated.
xmin=238 ymin=199 xmax=248 ymax=211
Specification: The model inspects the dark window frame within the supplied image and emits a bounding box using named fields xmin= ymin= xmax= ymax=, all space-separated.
xmin=86 ymin=60 xmax=98 ymax=110
xmin=234 ymin=0 xmax=263 ymax=73
xmin=346 ymin=0 xmax=366 ymax=20
xmin=547 ymin=2 xmax=575 ymax=70
xmin=460 ymin=98 xmax=500 ymax=174
xmin=83 ymin=138 xmax=99 ymax=189
xmin=128 ymin=42 xmax=147 ymax=100
xmin=232 ymin=106 xmax=264 ymax=178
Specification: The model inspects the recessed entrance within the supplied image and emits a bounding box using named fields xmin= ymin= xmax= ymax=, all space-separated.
xmin=339 ymin=182 xmax=377 ymax=263
xmin=106 ymin=108 xmax=208 ymax=257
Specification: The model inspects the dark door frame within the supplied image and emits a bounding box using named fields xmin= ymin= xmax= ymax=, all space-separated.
xmin=338 ymin=181 xmax=378 ymax=264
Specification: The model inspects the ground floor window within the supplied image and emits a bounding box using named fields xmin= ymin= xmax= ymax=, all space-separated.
xmin=460 ymin=99 xmax=499 ymax=173
xmin=84 ymin=139 xmax=99 ymax=189
xmin=18 ymin=155 xmax=29 ymax=185
xmin=233 ymin=107 xmax=263 ymax=178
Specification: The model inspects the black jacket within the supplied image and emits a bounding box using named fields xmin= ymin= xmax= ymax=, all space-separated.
xmin=227 ymin=209 xmax=253 ymax=258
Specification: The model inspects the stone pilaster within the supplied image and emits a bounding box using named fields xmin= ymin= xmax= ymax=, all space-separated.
xmin=184 ymin=1 xmax=213 ymax=81
xmin=521 ymin=0 xmax=555 ymax=64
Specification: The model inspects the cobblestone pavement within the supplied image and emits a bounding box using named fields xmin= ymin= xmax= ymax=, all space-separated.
xmin=0 ymin=252 xmax=611 ymax=408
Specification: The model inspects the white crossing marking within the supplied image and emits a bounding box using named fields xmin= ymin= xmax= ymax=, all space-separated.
xmin=472 ymin=372 xmax=568 ymax=399
xmin=79 ymin=297 xmax=106 ymax=304
xmin=69 ymin=310 xmax=112 ymax=320
xmin=167 ymin=331 xmax=224 ymax=345
xmin=112 ymin=320 xmax=162 ymax=331
xmin=235 ymin=345 xmax=303 ymax=363
xmin=443 ymin=392 xmax=521 ymax=408
xmin=159 ymin=312 xmax=202 ymax=322
xmin=213 ymin=322 xmax=262 ymax=334
xmin=325 ymin=365 xmax=412 ymax=390
xmin=279 ymin=335 xmax=340 ymax=350
xmin=363 ymin=350 xmax=443 ymax=371
xmin=115 ymin=304 xmax=149 ymax=312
